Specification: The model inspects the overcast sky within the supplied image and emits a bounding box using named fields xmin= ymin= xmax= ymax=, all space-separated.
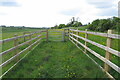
xmin=0 ymin=0 xmax=119 ymax=27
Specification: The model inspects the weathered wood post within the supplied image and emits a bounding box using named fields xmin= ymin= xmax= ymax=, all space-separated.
xmin=67 ymin=29 xmax=69 ymax=41
xmin=68 ymin=28 xmax=70 ymax=40
xmin=29 ymin=32 xmax=32 ymax=51
xmin=62 ymin=29 xmax=65 ymax=41
xmin=23 ymin=32 xmax=26 ymax=42
xmin=46 ymin=29 xmax=48 ymax=42
xmin=14 ymin=34 xmax=18 ymax=61
xmin=104 ymin=30 xmax=113 ymax=72
xmin=72 ymin=29 xmax=74 ymax=41
xmin=76 ymin=28 xmax=79 ymax=45
xmin=84 ymin=29 xmax=88 ymax=53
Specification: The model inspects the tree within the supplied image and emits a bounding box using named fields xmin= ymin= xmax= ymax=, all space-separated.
xmin=87 ymin=17 xmax=120 ymax=32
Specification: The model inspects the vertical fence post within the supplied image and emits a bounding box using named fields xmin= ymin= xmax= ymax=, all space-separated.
xmin=68 ymin=28 xmax=70 ymax=40
xmin=72 ymin=30 xmax=74 ymax=41
xmin=104 ymin=30 xmax=113 ymax=72
xmin=76 ymin=28 xmax=79 ymax=46
xmin=62 ymin=29 xmax=65 ymax=41
xmin=84 ymin=29 xmax=88 ymax=53
xmin=29 ymin=32 xmax=32 ymax=50
xmin=23 ymin=32 xmax=25 ymax=42
xmin=46 ymin=29 xmax=48 ymax=42
xmin=14 ymin=34 xmax=18 ymax=61
xmin=67 ymin=29 xmax=69 ymax=41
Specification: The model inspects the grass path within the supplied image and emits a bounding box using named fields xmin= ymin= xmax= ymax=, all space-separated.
xmin=3 ymin=41 xmax=107 ymax=78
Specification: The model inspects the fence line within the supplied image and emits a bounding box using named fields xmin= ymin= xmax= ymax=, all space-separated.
xmin=69 ymin=37 xmax=115 ymax=79
xmin=70 ymin=33 xmax=120 ymax=57
xmin=0 ymin=31 xmax=45 ymax=44
xmin=0 ymin=30 xmax=47 ymax=78
xmin=1 ymin=29 xmax=119 ymax=79
xmin=70 ymin=29 xmax=120 ymax=39
xmin=69 ymin=29 xmax=120 ymax=79
xmin=0 ymin=35 xmax=41 ymax=56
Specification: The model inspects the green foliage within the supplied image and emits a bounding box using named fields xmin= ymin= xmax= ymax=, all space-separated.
xmin=88 ymin=17 xmax=120 ymax=32
xmin=51 ymin=17 xmax=82 ymax=29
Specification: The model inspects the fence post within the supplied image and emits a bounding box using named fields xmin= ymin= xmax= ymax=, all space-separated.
xmin=63 ymin=29 xmax=65 ymax=41
xmin=46 ymin=29 xmax=48 ymax=42
xmin=23 ymin=32 xmax=25 ymax=42
xmin=84 ymin=29 xmax=88 ymax=53
xmin=68 ymin=29 xmax=70 ymax=40
xmin=72 ymin=30 xmax=74 ymax=41
xmin=76 ymin=28 xmax=79 ymax=45
xmin=29 ymin=32 xmax=32 ymax=50
xmin=104 ymin=30 xmax=113 ymax=72
xmin=14 ymin=34 xmax=18 ymax=61
xmin=67 ymin=29 xmax=69 ymax=41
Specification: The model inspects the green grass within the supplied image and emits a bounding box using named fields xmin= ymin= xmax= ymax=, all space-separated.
xmin=2 ymin=27 xmax=43 ymax=39
xmin=70 ymin=29 xmax=119 ymax=79
xmin=1 ymin=28 xmax=119 ymax=79
xmin=3 ymin=41 xmax=107 ymax=78
xmin=1 ymin=27 xmax=47 ymax=76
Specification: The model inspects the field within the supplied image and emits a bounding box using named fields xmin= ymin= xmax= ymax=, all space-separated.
xmin=3 ymin=41 xmax=107 ymax=78
xmin=1 ymin=27 xmax=119 ymax=79
xmin=2 ymin=27 xmax=42 ymax=39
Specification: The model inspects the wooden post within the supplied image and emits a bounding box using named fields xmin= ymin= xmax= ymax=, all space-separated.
xmin=68 ymin=29 xmax=70 ymax=40
xmin=23 ymin=32 xmax=25 ymax=42
xmin=104 ymin=30 xmax=113 ymax=72
xmin=62 ymin=29 xmax=65 ymax=41
xmin=72 ymin=30 xmax=74 ymax=41
xmin=14 ymin=34 xmax=18 ymax=61
xmin=76 ymin=28 xmax=79 ymax=45
xmin=29 ymin=32 xmax=32 ymax=51
xmin=46 ymin=29 xmax=48 ymax=42
xmin=84 ymin=29 xmax=88 ymax=53
xmin=67 ymin=29 xmax=69 ymax=40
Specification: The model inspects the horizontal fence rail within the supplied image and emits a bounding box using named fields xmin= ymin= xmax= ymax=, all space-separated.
xmin=0 ymin=31 xmax=46 ymax=44
xmin=70 ymin=29 xmax=120 ymax=39
xmin=70 ymin=33 xmax=120 ymax=57
xmin=69 ymin=35 xmax=120 ymax=74
xmin=0 ymin=30 xmax=47 ymax=78
xmin=69 ymin=29 xmax=120 ymax=79
xmin=0 ymin=35 xmax=41 ymax=56
xmin=0 ymin=38 xmax=42 ymax=67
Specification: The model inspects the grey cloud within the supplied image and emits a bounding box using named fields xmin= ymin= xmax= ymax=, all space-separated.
xmin=85 ymin=0 xmax=118 ymax=16
xmin=85 ymin=0 xmax=115 ymax=9
xmin=0 ymin=0 xmax=20 ymax=7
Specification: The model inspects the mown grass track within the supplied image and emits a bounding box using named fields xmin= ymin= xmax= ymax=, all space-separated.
xmin=3 ymin=41 xmax=107 ymax=78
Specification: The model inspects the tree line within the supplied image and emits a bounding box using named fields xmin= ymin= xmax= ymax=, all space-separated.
xmin=87 ymin=17 xmax=120 ymax=32
xmin=51 ymin=17 xmax=120 ymax=32
xmin=51 ymin=17 xmax=82 ymax=29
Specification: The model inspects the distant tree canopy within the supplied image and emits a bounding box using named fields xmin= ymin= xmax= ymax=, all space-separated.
xmin=51 ymin=17 xmax=82 ymax=29
xmin=87 ymin=17 xmax=120 ymax=32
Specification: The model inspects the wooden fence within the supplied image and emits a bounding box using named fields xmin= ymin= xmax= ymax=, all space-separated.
xmin=48 ymin=29 xmax=66 ymax=41
xmin=0 ymin=30 xmax=47 ymax=78
xmin=0 ymin=28 xmax=119 ymax=79
xmin=69 ymin=29 xmax=120 ymax=79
